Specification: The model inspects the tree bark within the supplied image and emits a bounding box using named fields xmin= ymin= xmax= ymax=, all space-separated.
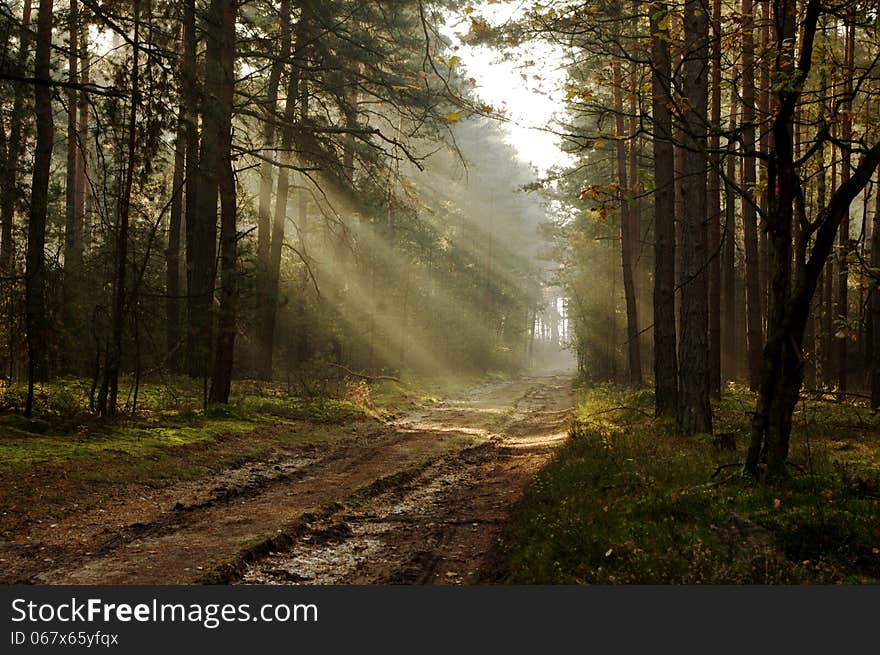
xmin=62 ymin=0 xmax=83 ymax=373
xmin=24 ymin=0 xmax=54 ymax=416
xmin=1 ymin=0 xmax=33 ymax=272
xmin=835 ymin=17 xmax=855 ymax=397
xmin=627 ymin=43 xmax=643 ymax=384
xmin=722 ymin=74 xmax=738 ymax=381
xmin=97 ymin=0 xmax=140 ymax=415
xmin=871 ymin=169 xmax=880 ymax=408
xmin=189 ymin=0 xmax=227 ymax=389
xmin=757 ymin=0 xmax=773 ymax=340
xmin=612 ymin=55 xmax=641 ymax=386
xmin=650 ymin=2 xmax=677 ymax=417
xmin=166 ymin=101 xmax=185 ymax=367
xmin=260 ymin=66 xmax=298 ymax=382
xmin=741 ymin=0 xmax=763 ymax=390
xmin=258 ymin=0 xmax=291 ymax=263
xmin=208 ymin=0 xmax=238 ymax=404
xmin=256 ymin=0 xmax=294 ymax=380
xmin=677 ymin=0 xmax=712 ymax=434
xmin=76 ymin=13 xmax=89 ymax=254
xmin=743 ymin=0 xmax=880 ymax=479
xmin=183 ymin=0 xmax=204 ymax=377
xmin=708 ymin=0 xmax=722 ymax=395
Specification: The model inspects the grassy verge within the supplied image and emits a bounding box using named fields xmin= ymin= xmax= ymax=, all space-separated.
xmin=498 ymin=383 xmax=880 ymax=584
xmin=0 ymin=377 xmax=367 ymax=474
xmin=0 ymin=376 xmax=394 ymax=536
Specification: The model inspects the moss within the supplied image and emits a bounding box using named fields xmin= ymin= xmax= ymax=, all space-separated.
xmin=0 ymin=417 xmax=260 ymax=469
xmin=0 ymin=375 xmax=384 ymax=479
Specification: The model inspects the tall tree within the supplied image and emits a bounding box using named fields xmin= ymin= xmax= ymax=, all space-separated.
xmin=255 ymin=0 xmax=292 ymax=378
xmin=183 ymin=0 xmax=203 ymax=378
xmin=1 ymin=0 xmax=33 ymax=272
xmin=650 ymin=1 xmax=677 ymax=417
xmin=62 ymin=0 xmax=84 ymax=372
xmin=744 ymin=0 xmax=880 ymax=478
xmin=612 ymin=50 xmax=641 ymax=386
xmin=24 ymin=0 xmax=54 ymax=416
xmin=741 ymin=0 xmax=763 ymax=390
xmin=708 ymin=0 xmax=722 ymax=394
xmin=189 ymin=0 xmax=223 ymax=389
xmin=76 ymin=10 xmax=90 ymax=253
xmin=166 ymin=104 xmax=185 ymax=365
xmin=208 ymin=0 xmax=238 ymax=404
xmin=871 ymin=168 xmax=880 ymax=408
xmin=677 ymin=0 xmax=712 ymax=434
xmin=97 ymin=0 xmax=141 ymax=415
xmin=835 ymin=16 xmax=855 ymax=397
xmin=722 ymin=73 xmax=739 ymax=381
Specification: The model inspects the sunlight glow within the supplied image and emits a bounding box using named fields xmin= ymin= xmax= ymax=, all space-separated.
xmin=440 ymin=2 xmax=574 ymax=175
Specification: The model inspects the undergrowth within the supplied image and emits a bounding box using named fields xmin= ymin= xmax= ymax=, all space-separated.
xmin=499 ymin=383 xmax=880 ymax=584
xmin=0 ymin=376 xmax=370 ymax=473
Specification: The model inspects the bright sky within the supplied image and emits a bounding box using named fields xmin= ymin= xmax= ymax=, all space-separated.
xmin=440 ymin=2 xmax=574 ymax=175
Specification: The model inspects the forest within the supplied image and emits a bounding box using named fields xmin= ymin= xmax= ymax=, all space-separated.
xmin=0 ymin=0 xmax=878 ymax=585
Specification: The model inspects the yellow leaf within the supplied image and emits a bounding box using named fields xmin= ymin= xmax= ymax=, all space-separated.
xmin=445 ymin=111 xmax=462 ymax=123
xmin=471 ymin=18 xmax=488 ymax=33
xmin=773 ymin=498 xmax=782 ymax=510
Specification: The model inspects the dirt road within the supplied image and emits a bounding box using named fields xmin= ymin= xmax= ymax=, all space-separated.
xmin=7 ymin=375 xmax=573 ymax=584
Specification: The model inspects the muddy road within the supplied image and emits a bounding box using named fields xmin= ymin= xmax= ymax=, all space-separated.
xmin=4 ymin=375 xmax=573 ymax=584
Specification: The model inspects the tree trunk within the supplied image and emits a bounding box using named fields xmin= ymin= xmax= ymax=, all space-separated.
xmin=722 ymin=75 xmax=738 ymax=381
xmin=166 ymin=101 xmax=185 ymax=367
xmin=708 ymin=0 xmax=722 ymax=395
xmin=871 ymin=168 xmax=880 ymax=408
xmin=258 ymin=54 xmax=301 ymax=382
xmin=818 ymin=51 xmax=832 ymax=386
xmin=97 ymin=0 xmax=140 ymax=416
xmin=612 ymin=56 xmax=641 ymax=386
xmin=62 ymin=0 xmax=83 ymax=373
xmin=746 ymin=141 xmax=880 ymax=477
xmin=677 ymin=0 xmax=712 ymax=434
xmin=744 ymin=0 xmax=880 ymax=479
xmin=258 ymin=0 xmax=290 ymax=263
xmin=24 ymin=0 xmax=54 ymax=416
xmin=208 ymin=0 xmax=237 ymax=404
xmin=757 ymin=0 xmax=773 ymax=341
xmin=824 ymin=124 xmax=838 ymax=387
xmin=650 ymin=2 xmax=677 ymax=417
xmin=627 ymin=47 xmax=643 ymax=383
xmin=76 ymin=13 xmax=89 ymax=255
xmin=255 ymin=0 xmax=291 ymax=377
xmin=835 ymin=17 xmax=855 ymax=397
xmin=1 ymin=0 xmax=33 ymax=272
xmin=741 ymin=0 xmax=763 ymax=390
xmin=183 ymin=0 xmax=203 ymax=377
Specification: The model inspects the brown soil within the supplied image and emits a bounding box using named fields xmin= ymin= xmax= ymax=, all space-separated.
xmin=1 ymin=375 xmax=573 ymax=584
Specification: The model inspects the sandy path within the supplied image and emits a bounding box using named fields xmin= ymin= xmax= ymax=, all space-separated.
xmin=8 ymin=375 xmax=573 ymax=584
xmin=240 ymin=374 xmax=574 ymax=585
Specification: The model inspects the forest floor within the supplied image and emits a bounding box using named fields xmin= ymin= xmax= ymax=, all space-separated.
xmin=0 ymin=374 xmax=573 ymax=584
xmin=499 ymin=384 xmax=880 ymax=584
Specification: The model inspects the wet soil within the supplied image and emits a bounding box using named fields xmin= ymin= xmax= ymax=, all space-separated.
xmin=1 ymin=375 xmax=573 ymax=584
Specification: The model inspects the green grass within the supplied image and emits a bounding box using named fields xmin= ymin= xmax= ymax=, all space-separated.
xmin=498 ymin=383 xmax=880 ymax=584
xmin=0 ymin=376 xmax=370 ymax=475
xmin=0 ymin=416 xmax=258 ymax=468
